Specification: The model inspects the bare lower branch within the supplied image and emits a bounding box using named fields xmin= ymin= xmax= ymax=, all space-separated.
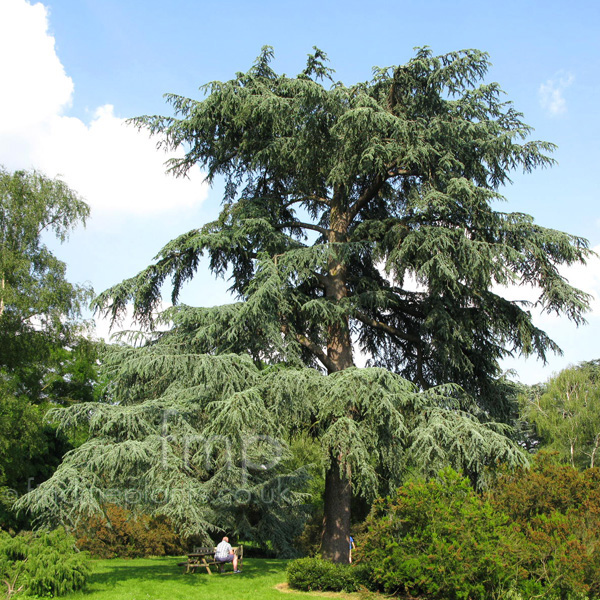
xmin=275 ymin=221 xmax=329 ymax=236
xmin=348 ymin=175 xmax=384 ymax=221
xmin=354 ymin=310 xmax=420 ymax=344
xmin=296 ymin=334 xmax=335 ymax=372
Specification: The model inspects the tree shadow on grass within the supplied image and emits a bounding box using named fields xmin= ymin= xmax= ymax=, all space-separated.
xmin=216 ymin=558 xmax=288 ymax=579
xmin=85 ymin=560 xmax=206 ymax=592
xmin=174 ymin=558 xmax=288 ymax=580
xmin=83 ymin=557 xmax=288 ymax=593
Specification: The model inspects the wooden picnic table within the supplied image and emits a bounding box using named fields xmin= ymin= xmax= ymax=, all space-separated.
xmin=183 ymin=546 xmax=243 ymax=574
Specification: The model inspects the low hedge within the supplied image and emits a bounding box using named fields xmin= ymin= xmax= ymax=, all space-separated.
xmin=287 ymin=557 xmax=371 ymax=592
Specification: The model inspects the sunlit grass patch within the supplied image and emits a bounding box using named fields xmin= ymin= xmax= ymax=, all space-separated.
xmin=64 ymin=556 xmax=377 ymax=600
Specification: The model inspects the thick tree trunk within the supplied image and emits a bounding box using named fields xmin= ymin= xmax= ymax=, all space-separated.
xmin=321 ymin=314 xmax=353 ymax=562
xmin=320 ymin=198 xmax=354 ymax=563
xmin=321 ymin=457 xmax=351 ymax=562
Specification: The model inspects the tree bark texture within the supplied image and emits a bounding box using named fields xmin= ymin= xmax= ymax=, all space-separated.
xmin=321 ymin=456 xmax=351 ymax=563
xmin=320 ymin=197 xmax=354 ymax=562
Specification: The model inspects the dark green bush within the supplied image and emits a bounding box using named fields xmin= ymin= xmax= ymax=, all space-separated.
xmin=357 ymin=469 xmax=516 ymax=600
xmin=293 ymin=511 xmax=322 ymax=557
xmin=357 ymin=465 xmax=600 ymax=600
xmin=489 ymin=454 xmax=600 ymax=599
xmin=0 ymin=527 xmax=91 ymax=597
xmin=287 ymin=556 xmax=369 ymax=592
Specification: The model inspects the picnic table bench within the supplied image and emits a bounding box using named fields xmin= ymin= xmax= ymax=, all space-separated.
xmin=182 ymin=545 xmax=243 ymax=574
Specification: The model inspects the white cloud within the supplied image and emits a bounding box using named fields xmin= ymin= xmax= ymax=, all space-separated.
xmin=0 ymin=0 xmax=72 ymax=133
xmin=0 ymin=0 xmax=208 ymax=215
xmin=539 ymin=72 xmax=574 ymax=116
xmin=32 ymin=104 xmax=208 ymax=215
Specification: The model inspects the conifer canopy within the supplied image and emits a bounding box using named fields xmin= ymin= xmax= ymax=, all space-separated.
xmin=23 ymin=47 xmax=592 ymax=562
xmin=98 ymin=46 xmax=590 ymax=408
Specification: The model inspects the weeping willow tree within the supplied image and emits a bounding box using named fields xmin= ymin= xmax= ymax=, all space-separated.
xmin=20 ymin=47 xmax=592 ymax=562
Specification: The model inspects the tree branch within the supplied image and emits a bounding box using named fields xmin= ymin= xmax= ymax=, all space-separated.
xmin=354 ymin=310 xmax=420 ymax=344
xmin=37 ymin=212 xmax=68 ymax=236
xmin=275 ymin=221 xmax=329 ymax=236
xmin=415 ymin=344 xmax=429 ymax=390
xmin=348 ymin=164 xmax=422 ymax=222
xmin=283 ymin=195 xmax=331 ymax=209
xmin=386 ymin=166 xmax=418 ymax=179
xmin=348 ymin=175 xmax=384 ymax=221
xmin=296 ymin=333 xmax=335 ymax=372
xmin=314 ymin=272 xmax=329 ymax=288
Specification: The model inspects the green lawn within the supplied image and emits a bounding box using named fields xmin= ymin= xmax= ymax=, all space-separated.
xmin=65 ymin=556 xmax=369 ymax=600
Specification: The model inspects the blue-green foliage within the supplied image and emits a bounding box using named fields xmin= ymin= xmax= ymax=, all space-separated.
xmin=0 ymin=528 xmax=90 ymax=597
xmin=18 ymin=357 xmax=526 ymax=555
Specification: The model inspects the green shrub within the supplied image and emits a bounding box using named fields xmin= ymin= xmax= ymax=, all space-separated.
xmin=357 ymin=469 xmax=519 ymax=600
xmin=489 ymin=452 xmax=600 ymax=520
xmin=513 ymin=512 xmax=592 ymax=600
xmin=293 ymin=511 xmax=322 ymax=557
xmin=287 ymin=557 xmax=369 ymax=592
xmin=358 ymin=465 xmax=600 ymax=600
xmin=489 ymin=454 xmax=600 ymax=599
xmin=0 ymin=527 xmax=91 ymax=597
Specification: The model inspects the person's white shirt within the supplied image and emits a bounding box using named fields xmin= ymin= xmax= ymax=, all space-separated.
xmin=215 ymin=540 xmax=232 ymax=559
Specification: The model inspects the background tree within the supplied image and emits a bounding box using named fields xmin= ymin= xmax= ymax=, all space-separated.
xmin=520 ymin=360 xmax=600 ymax=469
xmin=26 ymin=47 xmax=592 ymax=561
xmin=0 ymin=167 xmax=97 ymax=402
xmin=0 ymin=167 xmax=102 ymax=528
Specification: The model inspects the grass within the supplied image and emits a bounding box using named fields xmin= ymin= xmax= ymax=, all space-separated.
xmin=65 ymin=556 xmax=376 ymax=600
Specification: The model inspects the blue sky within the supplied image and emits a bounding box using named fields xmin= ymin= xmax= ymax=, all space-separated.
xmin=1 ymin=0 xmax=599 ymax=384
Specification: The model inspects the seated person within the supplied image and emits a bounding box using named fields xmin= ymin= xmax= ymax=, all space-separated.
xmin=214 ymin=536 xmax=241 ymax=572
